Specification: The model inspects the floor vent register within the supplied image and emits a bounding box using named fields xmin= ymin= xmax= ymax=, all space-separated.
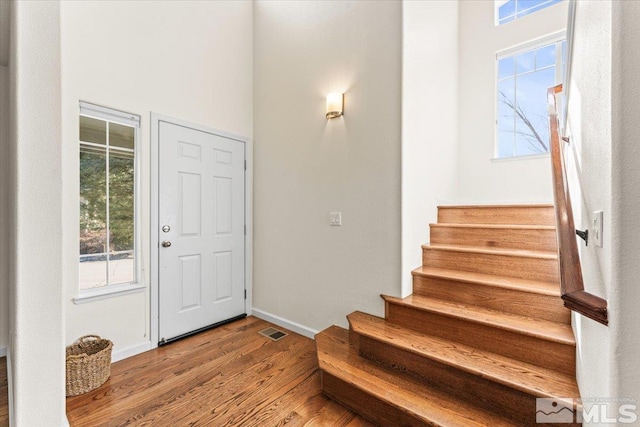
xmin=259 ymin=327 xmax=288 ymax=341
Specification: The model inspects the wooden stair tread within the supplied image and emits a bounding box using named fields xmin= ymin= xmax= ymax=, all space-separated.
xmin=412 ymin=266 xmax=560 ymax=296
xmin=383 ymin=294 xmax=574 ymax=345
xmin=437 ymin=205 xmax=556 ymax=226
xmin=423 ymin=244 xmax=558 ymax=260
xmin=316 ymin=326 xmax=520 ymax=427
xmin=347 ymin=312 xmax=579 ymax=399
xmin=438 ymin=204 xmax=554 ymax=209
xmin=429 ymin=223 xmax=558 ymax=254
xmin=430 ymin=223 xmax=556 ymax=230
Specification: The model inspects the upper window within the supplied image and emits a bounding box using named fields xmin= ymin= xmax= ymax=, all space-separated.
xmin=496 ymin=0 xmax=563 ymax=26
xmin=79 ymin=102 xmax=140 ymax=291
xmin=496 ymin=36 xmax=565 ymax=158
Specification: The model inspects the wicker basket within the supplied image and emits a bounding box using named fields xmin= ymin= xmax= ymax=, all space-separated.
xmin=65 ymin=335 xmax=113 ymax=396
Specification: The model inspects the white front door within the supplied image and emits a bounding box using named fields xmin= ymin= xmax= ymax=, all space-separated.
xmin=158 ymin=121 xmax=245 ymax=343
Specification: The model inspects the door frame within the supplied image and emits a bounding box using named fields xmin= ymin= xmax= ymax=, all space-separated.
xmin=150 ymin=113 xmax=253 ymax=350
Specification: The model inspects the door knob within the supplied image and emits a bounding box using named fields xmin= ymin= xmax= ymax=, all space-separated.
xmin=161 ymin=240 xmax=172 ymax=248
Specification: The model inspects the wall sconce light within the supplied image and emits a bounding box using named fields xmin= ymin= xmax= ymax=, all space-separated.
xmin=326 ymin=92 xmax=344 ymax=119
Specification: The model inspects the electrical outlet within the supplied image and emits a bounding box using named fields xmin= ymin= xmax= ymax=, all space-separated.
xmin=592 ymin=210 xmax=603 ymax=247
xmin=329 ymin=212 xmax=342 ymax=226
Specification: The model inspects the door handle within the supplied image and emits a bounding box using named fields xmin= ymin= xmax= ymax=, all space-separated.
xmin=161 ymin=240 xmax=172 ymax=248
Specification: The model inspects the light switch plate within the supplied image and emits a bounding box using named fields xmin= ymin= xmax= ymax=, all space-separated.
xmin=592 ymin=210 xmax=603 ymax=247
xmin=330 ymin=212 xmax=342 ymax=226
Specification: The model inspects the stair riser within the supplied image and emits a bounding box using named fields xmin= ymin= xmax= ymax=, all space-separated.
xmin=357 ymin=335 xmax=548 ymax=426
xmin=412 ymin=275 xmax=570 ymax=324
xmin=319 ymin=327 xmax=525 ymax=426
xmin=438 ymin=206 xmax=555 ymax=226
xmin=321 ymin=372 xmax=430 ymax=427
xmin=430 ymin=226 xmax=557 ymax=253
xmin=386 ymin=303 xmax=575 ymax=376
xmin=422 ymin=249 xmax=560 ymax=282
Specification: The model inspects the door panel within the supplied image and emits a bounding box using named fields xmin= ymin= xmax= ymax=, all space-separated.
xmin=179 ymin=254 xmax=201 ymax=310
xmin=159 ymin=121 xmax=245 ymax=342
xmin=179 ymin=172 xmax=201 ymax=236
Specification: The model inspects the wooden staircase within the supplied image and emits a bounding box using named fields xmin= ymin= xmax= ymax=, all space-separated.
xmin=316 ymin=205 xmax=580 ymax=426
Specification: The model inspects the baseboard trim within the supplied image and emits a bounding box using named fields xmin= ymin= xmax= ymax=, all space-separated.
xmin=0 ymin=346 xmax=6 ymax=357
xmin=251 ymin=308 xmax=319 ymax=340
xmin=111 ymin=340 xmax=152 ymax=363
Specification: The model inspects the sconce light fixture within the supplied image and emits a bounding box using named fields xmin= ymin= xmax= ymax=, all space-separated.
xmin=326 ymin=92 xmax=344 ymax=119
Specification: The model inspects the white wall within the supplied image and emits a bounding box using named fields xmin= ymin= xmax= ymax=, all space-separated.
xmin=9 ymin=0 xmax=65 ymax=424
xmin=61 ymin=1 xmax=253 ymax=354
xmin=0 ymin=0 xmax=10 ymax=357
xmin=564 ymin=0 xmax=612 ymax=408
xmin=609 ymin=0 xmax=640 ymax=414
xmin=566 ymin=0 xmax=640 ymax=420
xmin=0 ymin=0 xmax=8 ymax=66
xmin=253 ymin=0 xmax=402 ymax=333
xmin=457 ymin=0 xmax=567 ymax=204
xmin=0 ymin=65 xmax=8 ymax=354
xmin=401 ymin=1 xmax=459 ymax=296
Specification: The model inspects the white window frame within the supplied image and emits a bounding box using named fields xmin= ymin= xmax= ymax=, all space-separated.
xmin=74 ymin=102 xmax=144 ymax=304
xmin=494 ymin=0 xmax=563 ymax=26
xmin=494 ymin=31 xmax=566 ymax=160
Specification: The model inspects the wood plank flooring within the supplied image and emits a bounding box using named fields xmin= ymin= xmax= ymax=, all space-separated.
xmin=66 ymin=316 xmax=374 ymax=427
xmin=0 ymin=357 xmax=8 ymax=427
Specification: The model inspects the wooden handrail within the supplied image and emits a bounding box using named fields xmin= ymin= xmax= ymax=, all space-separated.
xmin=548 ymin=84 xmax=608 ymax=326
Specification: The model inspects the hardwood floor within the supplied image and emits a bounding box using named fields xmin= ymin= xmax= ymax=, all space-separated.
xmin=66 ymin=317 xmax=374 ymax=427
xmin=1 ymin=357 xmax=8 ymax=427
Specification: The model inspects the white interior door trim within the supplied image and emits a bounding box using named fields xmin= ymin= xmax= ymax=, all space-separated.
xmin=150 ymin=113 xmax=253 ymax=349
